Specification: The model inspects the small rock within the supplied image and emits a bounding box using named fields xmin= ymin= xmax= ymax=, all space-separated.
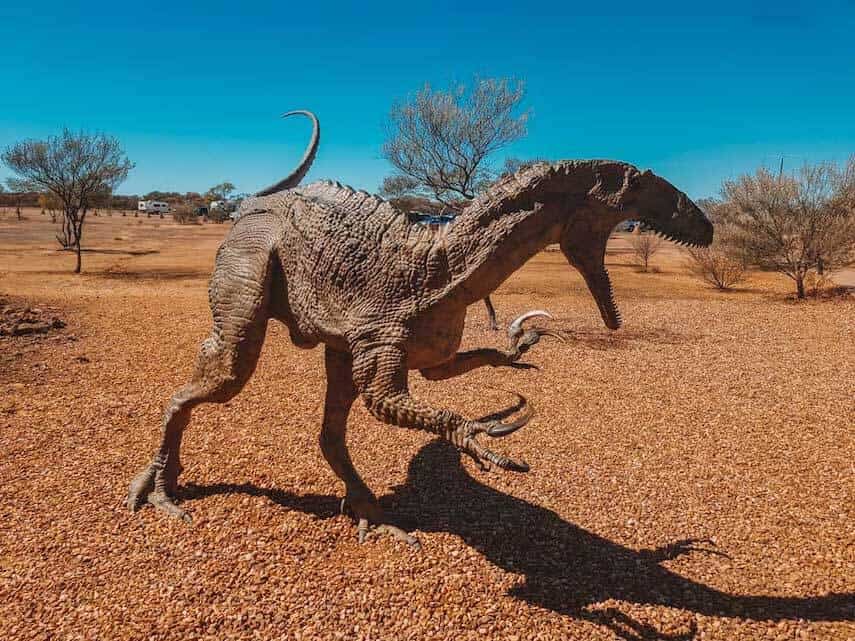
xmin=13 ymin=322 xmax=51 ymax=336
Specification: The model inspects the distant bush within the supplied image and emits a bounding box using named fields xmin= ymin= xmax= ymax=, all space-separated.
xmin=685 ymin=245 xmax=747 ymax=290
xmin=629 ymin=227 xmax=663 ymax=272
xmin=208 ymin=208 xmax=231 ymax=224
xmin=172 ymin=206 xmax=200 ymax=225
xmin=685 ymin=204 xmax=748 ymax=290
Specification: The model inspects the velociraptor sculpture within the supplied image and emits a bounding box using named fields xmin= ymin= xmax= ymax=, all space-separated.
xmin=127 ymin=111 xmax=713 ymax=547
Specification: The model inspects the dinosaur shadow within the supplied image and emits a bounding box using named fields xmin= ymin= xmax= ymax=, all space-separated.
xmin=390 ymin=442 xmax=853 ymax=638
xmin=97 ymin=268 xmax=210 ymax=281
xmin=77 ymin=248 xmax=160 ymax=255
xmin=184 ymin=442 xmax=853 ymax=639
xmin=182 ymin=481 xmax=341 ymax=520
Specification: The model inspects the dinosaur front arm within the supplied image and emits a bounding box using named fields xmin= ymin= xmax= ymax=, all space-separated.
xmin=420 ymin=310 xmax=560 ymax=381
xmin=419 ymin=348 xmax=530 ymax=380
xmin=351 ymin=344 xmax=531 ymax=472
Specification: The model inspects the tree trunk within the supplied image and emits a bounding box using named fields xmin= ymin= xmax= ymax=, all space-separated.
xmin=796 ymin=275 xmax=805 ymax=299
xmin=483 ymin=296 xmax=499 ymax=331
xmin=74 ymin=212 xmax=86 ymax=273
xmin=57 ymin=214 xmax=75 ymax=249
xmin=74 ymin=239 xmax=82 ymax=273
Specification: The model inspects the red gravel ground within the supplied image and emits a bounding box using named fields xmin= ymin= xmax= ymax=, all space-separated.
xmin=1 ymin=212 xmax=853 ymax=640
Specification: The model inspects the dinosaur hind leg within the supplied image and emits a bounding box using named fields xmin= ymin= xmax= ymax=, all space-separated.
xmin=127 ymin=249 xmax=273 ymax=522
xmin=321 ymin=348 xmax=419 ymax=548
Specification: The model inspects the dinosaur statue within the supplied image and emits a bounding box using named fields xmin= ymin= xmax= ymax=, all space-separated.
xmin=127 ymin=111 xmax=713 ymax=547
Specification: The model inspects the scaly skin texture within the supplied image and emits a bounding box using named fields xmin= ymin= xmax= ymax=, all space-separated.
xmin=127 ymin=114 xmax=713 ymax=546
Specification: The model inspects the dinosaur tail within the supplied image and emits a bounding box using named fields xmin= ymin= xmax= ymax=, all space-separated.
xmin=255 ymin=110 xmax=320 ymax=197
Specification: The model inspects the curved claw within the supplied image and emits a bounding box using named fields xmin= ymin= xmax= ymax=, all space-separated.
xmin=535 ymin=329 xmax=566 ymax=343
xmin=486 ymin=395 xmax=535 ymax=438
xmin=476 ymin=392 xmax=527 ymax=422
xmin=473 ymin=440 xmax=530 ymax=473
xmin=507 ymin=309 xmax=553 ymax=341
xmin=487 ymin=415 xmax=531 ymax=437
xmin=462 ymin=427 xmax=531 ymax=473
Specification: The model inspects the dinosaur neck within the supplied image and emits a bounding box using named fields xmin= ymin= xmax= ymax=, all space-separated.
xmin=440 ymin=200 xmax=565 ymax=305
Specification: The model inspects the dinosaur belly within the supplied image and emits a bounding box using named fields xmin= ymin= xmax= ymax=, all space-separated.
xmin=405 ymin=308 xmax=466 ymax=369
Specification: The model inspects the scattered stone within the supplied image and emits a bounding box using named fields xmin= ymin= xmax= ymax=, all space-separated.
xmin=0 ymin=297 xmax=66 ymax=338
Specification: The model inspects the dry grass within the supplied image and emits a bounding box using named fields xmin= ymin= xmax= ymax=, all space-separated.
xmin=1 ymin=210 xmax=853 ymax=640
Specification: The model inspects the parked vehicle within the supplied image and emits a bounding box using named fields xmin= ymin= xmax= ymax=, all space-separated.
xmin=409 ymin=211 xmax=455 ymax=228
xmin=195 ymin=206 xmax=209 ymax=217
xmin=209 ymin=200 xmax=238 ymax=213
xmin=138 ymin=200 xmax=170 ymax=214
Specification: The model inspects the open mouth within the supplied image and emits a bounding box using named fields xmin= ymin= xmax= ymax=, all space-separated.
xmin=588 ymin=218 xmax=711 ymax=330
xmin=586 ymin=263 xmax=622 ymax=330
xmin=640 ymin=216 xmax=713 ymax=248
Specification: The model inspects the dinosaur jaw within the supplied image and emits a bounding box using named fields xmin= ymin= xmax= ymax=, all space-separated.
xmin=561 ymin=223 xmax=623 ymax=331
xmin=638 ymin=215 xmax=713 ymax=248
xmin=581 ymin=262 xmax=622 ymax=330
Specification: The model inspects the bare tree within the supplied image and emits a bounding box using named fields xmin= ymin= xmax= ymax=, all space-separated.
xmin=718 ymin=159 xmax=855 ymax=298
xmin=501 ymin=156 xmax=551 ymax=178
xmin=383 ymin=77 xmax=528 ymax=206
xmin=629 ymin=225 xmax=664 ymax=272
xmin=382 ymin=77 xmax=529 ymax=329
xmin=2 ymin=183 xmax=24 ymax=221
xmin=2 ymin=130 xmax=133 ymax=272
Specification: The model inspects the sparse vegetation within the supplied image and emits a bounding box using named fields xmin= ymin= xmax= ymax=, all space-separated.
xmin=172 ymin=205 xmax=200 ymax=225
xmin=2 ymin=129 xmax=133 ymax=273
xmin=629 ymin=225 xmax=663 ymax=272
xmin=716 ymin=158 xmax=855 ymax=298
xmin=501 ymin=156 xmax=552 ymax=177
xmin=684 ymin=200 xmax=748 ymax=290
xmin=382 ymin=77 xmax=528 ymax=207
xmin=685 ymin=238 xmax=747 ymax=290
xmin=206 ymin=181 xmax=236 ymax=203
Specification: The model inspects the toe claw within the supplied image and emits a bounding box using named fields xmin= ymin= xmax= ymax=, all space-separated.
xmin=149 ymin=492 xmax=192 ymax=523
xmin=126 ymin=465 xmax=190 ymax=522
xmin=357 ymin=518 xmax=369 ymax=544
xmin=476 ymin=394 xmax=534 ymax=438
xmin=484 ymin=447 xmax=530 ymax=473
xmin=464 ymin=435 xmax=531 ymax=474
xmin=356 ymin=520 xmax=419 ymax=549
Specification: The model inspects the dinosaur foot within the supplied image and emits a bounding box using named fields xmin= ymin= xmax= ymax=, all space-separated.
xmin=340 ymin=497 xmax=420 ymax=549
xmin=507 ymin=310 xmax=564 ymax=358
xmin=126 ymin=464 xmax=191 ymax=523
xmin=357 ymin=519 xmax=421 ymax=550
xmin=459 ymin=393 xmax=534 ymax=473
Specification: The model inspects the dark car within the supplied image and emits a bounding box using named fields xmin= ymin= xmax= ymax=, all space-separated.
xmin=409 ymin=211 xmax=455 ymax=227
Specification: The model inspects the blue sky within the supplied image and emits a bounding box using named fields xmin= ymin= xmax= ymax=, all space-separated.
xmin=1 ymin=1 xmax=853 ymax=200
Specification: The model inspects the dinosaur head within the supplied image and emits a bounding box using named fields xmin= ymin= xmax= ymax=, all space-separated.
xmin=554 ymin=161 xmax=713 ymax=330
xmin=622 ymin=170 xmax=714 ymax=248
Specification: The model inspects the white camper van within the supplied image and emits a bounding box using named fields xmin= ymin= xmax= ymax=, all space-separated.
xmin=138 ymin=200 xmax=170 ymax=214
